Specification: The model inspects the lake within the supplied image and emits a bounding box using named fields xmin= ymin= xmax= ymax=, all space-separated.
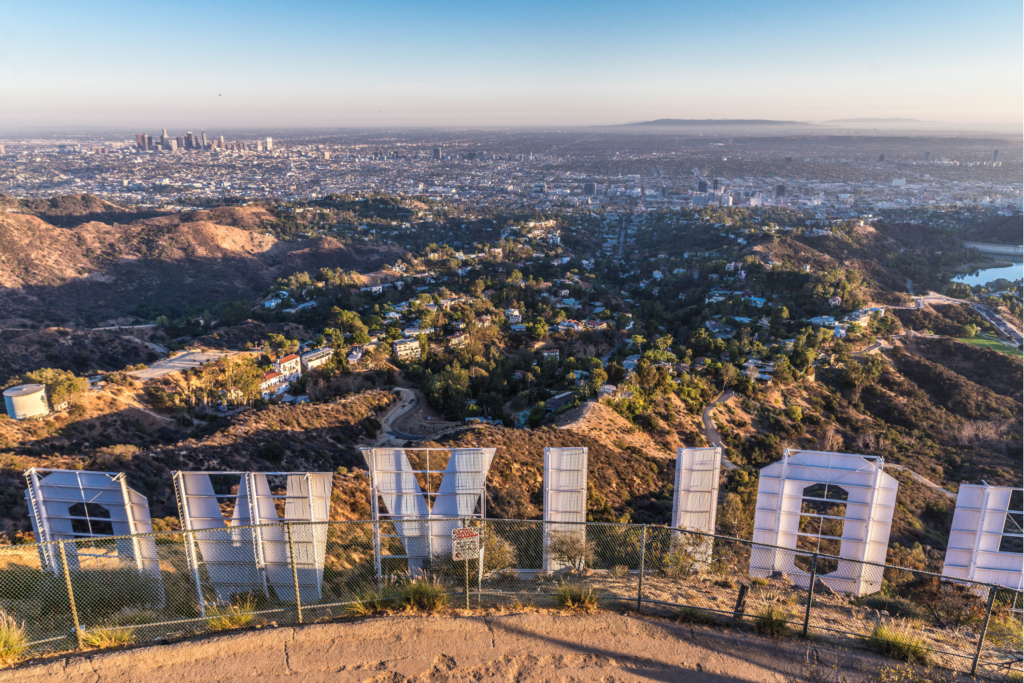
xmin=952 ymin=263 xmax=1024 ymax=288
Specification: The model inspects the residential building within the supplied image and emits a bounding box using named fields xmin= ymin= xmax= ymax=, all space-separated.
xmin=446 ymin=333 xmax=469 ymax=349
xmin=275 ymin=354 xmax=301 ymax=378
xmin=301 ymin=347 xmax=334 ymax=371
xmin=393 ymin=338 xmax=422 ymax=361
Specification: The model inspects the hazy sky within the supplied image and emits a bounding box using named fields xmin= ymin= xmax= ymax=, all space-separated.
xmin=1 ymin=0 xmax=1021 ymax=130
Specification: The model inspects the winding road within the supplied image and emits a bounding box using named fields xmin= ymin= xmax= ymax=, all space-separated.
xmin=375 ymin=387 xmax=426 ymax=443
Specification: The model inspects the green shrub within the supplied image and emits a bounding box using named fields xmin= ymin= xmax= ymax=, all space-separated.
xmin=751 ymin=577 xmax=768 ymax=587
xmin=546 ymin=531 xmax=595 ymax=572
xmin=870 ymin=622 xmax=930 ymax=664
xmin=554 ymin=584 xmax=597 ymax=611
xmin=753 ymin=605 xmax=790 ymax=637
xmin=0 ymin=610 xmax=27 ymax=666
xmin=482 ymin=530 xmax=518 ymax=574
xmin=985 ymin=609 xmax=1023 ymax=650
xmin=344 ymin=587 xmax=400 ymax=616
xmin=83 ymin=626 xmax=135 ymax=649
xmin=399 ymin=579 xmax=448 ymax=612
xmin=205 ymin=596 xmax=257 ymax=632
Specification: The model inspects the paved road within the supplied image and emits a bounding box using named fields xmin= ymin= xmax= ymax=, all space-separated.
xmin=599 ymin=334 xmax=622 ymax=364
xmin=701 ymin=390 xmax=737 ymax=470
xmin=5 ymin=612 xmax=903 ymax=683
xmin=377 ymin=387 xmax=427 ymax=443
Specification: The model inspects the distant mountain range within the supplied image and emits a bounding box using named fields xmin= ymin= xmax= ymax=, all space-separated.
xmin=620 ymin=119 xmax=809 ymax=127
xmin=819 ymin=118 xmax=928 ymax=124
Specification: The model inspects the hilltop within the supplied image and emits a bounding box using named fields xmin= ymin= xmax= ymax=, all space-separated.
xmin=0 ymin=203 xmax=404 ymax=325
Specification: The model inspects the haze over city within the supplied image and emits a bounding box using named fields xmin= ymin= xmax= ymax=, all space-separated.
xmin=1 ymin=0 xmax=1021 ymax=130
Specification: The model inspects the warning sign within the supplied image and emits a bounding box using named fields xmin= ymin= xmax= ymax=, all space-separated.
xmin=452 ymin=527 xmax=480 ymax=561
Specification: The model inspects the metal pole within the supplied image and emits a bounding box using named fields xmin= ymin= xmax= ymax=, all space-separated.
xmin=373 ymin=520 xmax=382 ymax=591
xmin=287 ymin=522 xmax=303 ymax=624
xmin=802 ymin=553 xmax=818 ymax=638
xmin=465 ymin=553 xmax=470 ymax=610
xmin=637 ymin=525 xmax=646 ymax=613
xmin=59 ymin=541 xmax=83 ymax=649
xmin=971 ymin=585 xmax=998 ymax=675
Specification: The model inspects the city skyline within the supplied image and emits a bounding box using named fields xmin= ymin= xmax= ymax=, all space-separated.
xmin=0 ymin=0 xmax=1021 ymax=130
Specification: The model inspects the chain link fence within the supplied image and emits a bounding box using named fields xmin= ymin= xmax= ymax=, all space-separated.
xmin=0 ymin=520 xmax=1019 ymax=678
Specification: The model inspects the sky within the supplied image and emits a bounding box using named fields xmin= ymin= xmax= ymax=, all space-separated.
xmin=0 ymin=0 xmax=1021 ymax=130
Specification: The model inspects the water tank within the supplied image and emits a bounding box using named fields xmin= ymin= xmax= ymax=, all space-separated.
xmin=3 ymin=384 xmax=49 ymax=420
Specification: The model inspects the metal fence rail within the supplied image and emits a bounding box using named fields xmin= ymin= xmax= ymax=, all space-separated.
xmin=0 ymin=520 xmax=1019 ymax=679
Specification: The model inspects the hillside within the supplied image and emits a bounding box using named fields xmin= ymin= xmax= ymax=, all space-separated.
xmin=426 ymin=425 xmax=676 ymax=525
xmin=0 ymin=327 xmax=158 ymax=385
xmin=0 ymin=389 xmax=397 ymax=535
xmin=0 ymin=205 xmax=404 ymax=325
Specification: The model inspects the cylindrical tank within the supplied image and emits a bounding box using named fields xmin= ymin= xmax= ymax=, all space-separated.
xmin=3 ymin=384 xmax=49 ymax=420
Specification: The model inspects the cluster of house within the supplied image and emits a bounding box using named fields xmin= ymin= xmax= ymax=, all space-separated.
xmin=259 ymin=346 xmax=335 ymax=399
xmin=263 ymin=290 xmax=319 ymax=313
xmin=704 ymin=287 xmax=767 ymax=308
xmin=805 ymin=306 xmax=886 ymax=340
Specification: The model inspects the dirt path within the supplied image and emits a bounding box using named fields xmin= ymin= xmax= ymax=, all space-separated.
xmin=97 ymin=389 xmax=176 ymax=424
xmin=702 ymin=390 xmax=737 ymax=470
xmin=884 ymin=463 xmax=957 ymax=500
xmin=4 ymin=612 xmax=922 ymax=683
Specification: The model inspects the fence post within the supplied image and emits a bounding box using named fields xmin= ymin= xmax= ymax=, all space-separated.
xmin=373 ymin=520 xmax=382 ymax=592
xmin=286 ymin=522 xmax=302 ymax=625
xmin=59 ymin=541 xmax=83 ymax=649
xmin=802 ymin=553 xmax=818 ymax=638
xmin=971 ymin=585 xmax=997 ymax=675
xmin=637 ymin=525 xmax=646 ymax=614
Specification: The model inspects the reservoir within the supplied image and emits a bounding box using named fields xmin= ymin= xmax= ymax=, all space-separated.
xmin=952 ymin=263 xmax=1024 ymax=287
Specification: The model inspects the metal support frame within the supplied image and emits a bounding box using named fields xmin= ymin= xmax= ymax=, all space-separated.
xmin=173 ymin=470 xmax=331 ymax=606
xmin=753 ymin=449 xmax=898 ymax=596
xmin=364 ymin=448 xmax=495 ymax=573
xmin=25 ymin=467 xmax=157 ymax=577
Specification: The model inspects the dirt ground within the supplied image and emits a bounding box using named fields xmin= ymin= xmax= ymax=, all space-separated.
xmin=4 ymin=612 xmax=949 ymax=683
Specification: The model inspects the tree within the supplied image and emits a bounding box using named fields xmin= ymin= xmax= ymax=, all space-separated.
xmin=719 ymin=363 xmax=739 ymax=389
xmin=630 ymin=334 xmax=646 ymax=351
xmin=527 ymin=321 xmax=547 ymax=341
xmin=773 ymin=306 xmax=789 ymax=320
xmin=586 ymin=367 xmax=608 ymax=396
xmin=21 ymin=368 xmax=89 ymax=407
xmin=960 ymin=323 xmax=979 ymax=338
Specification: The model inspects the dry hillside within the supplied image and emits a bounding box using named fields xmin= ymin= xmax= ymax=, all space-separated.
xmin=0 ymin=327 xmax=158 ymax=385
xmin=0 ymin=206 xmax=404 ymax=324
xmin=0 ymin=389 xmax=397 ymax=535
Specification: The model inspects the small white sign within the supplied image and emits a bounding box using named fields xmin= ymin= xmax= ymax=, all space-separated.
xmin=452 ymin=527 xmax=480 ymax=561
